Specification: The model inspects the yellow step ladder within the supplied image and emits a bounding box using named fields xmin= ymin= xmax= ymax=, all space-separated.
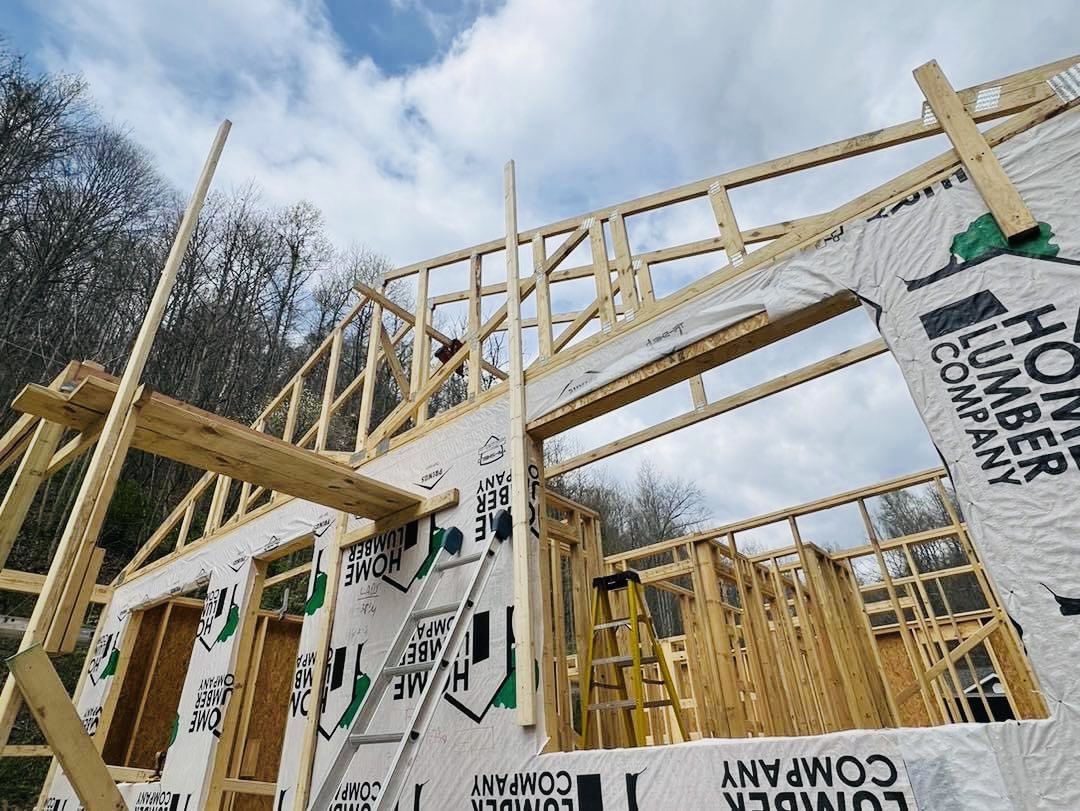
xmin=579 ymin=570 xmax=686 ymax=747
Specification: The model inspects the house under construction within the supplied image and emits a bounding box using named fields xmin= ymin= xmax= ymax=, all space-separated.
xmin=1 ymin=54 xmax=1080 ymax=810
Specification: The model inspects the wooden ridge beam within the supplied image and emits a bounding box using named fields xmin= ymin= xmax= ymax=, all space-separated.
xmin=546 ymin=338 xmax=887 ymax=476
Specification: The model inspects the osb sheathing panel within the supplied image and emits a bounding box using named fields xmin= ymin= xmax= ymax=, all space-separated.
xmin=128 ymin=603 xmax=200 ymax=769
xmin=874 ymin=631 xmax=932 ymax=727
xmin=232 ymin=619 xmax=301 ymax=811
xmin=988 ymin=626 xmax=1044 ymax=719
xmin=102 ymin=603 xmax=167 ymax=765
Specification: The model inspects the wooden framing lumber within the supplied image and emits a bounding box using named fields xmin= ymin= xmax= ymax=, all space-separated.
xmin=6 ymin=645 xmax=126 ymax=810
xmin=385 ymin=55 xmax=1075 ymax=282
xmin=14 ymin=377 xmax=420 ymax=518
xmin=530 ymin=294 xmax=855 ymax=438
xmin=913 ymin=60 xmax=1039 ymax=242
xmin=0 ymin=568 xmax=110 ymax=603
xmin=503 ymin=161 xmax=536 ymax=725
xmin=546 ymin=338 xmax=887 ymax=476
xmin=0 ymin=418 xmax=64 ymax=571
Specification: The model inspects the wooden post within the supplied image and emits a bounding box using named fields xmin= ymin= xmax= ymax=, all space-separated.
xmin=356 ymin=300 xmax=384 ymax=451
xmin=467 ymin=253 xmax=483 ymax=397
xmin=411 ymin=267 xmax=431 ymax=426
xmin=0 ymin=123 xmax=229 ymax=747
xmin=7 ymin=645 xmax=126 ymax=810
xmin=504 ymin=160 xmax=536 ymax=726
xmin=0 ymin=419 xmax=65 ymax=570
xmin=587 ymin=219 xmax=617 ymax=329
xmin=914 ymin=60 xmax=1039 ymax=242
xmin=532 ymin=236 xmax=554 ymax=360
xmin=291 ymin=519 xmax=346 ymax=810
xmin=316 ymin=328 xmax=344 ymax=451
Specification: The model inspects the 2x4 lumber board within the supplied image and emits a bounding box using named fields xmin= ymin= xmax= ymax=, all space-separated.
xmin=0 ymin=413 xmax=38 ymax=477
xmin=0 ymin=419 xmax=65 ymax=571
xmin=411 ymin=267 xmax=431 ymax=426
xmin=588 ymin=219 xmax=618 ymax=329
xmin=525 ymin=88 xmax=1074 ymax=419
xmin=530 ymin=293 xmax=854 ymax=439
xmin=338 ymin=488 xmax=459 ymax=548
xmin=316 ymin=328 xmax=344 ymax=451
xmin=14 ymin=379 xmax=421 ymax=518
xmin=384 ymin=55 xmax=1074 ymax=280
xmin=380 ymin=325 xmax=410 ymax=394
xmin=609 ymin=211 xmax=639 ymax=314
xmin=467 ymin=253 xmax=484 ymax=397
xmin=0 ymin=569 xmax=110 ymax=603
xmin=354 ymin=282 xmax=507 ymax=382
xmin=546 ymin=338 xmax=886 ymax=476
xmin=532 ymin=236 xmax=554 ymax=359
xmin=5 ymin=645 xmax=126 ymax=810
xmin=49 ymin=545 xmax=105 ymax=654
xmin=913 ymin=60 xmax=1039 ymax=242
xmin=503 ymin=161 xmax=536 ymax=726
xmin=45 ymin=420 xmax=104 ymax=477
xmin=356 ymin=299 xmax=384 ymax=450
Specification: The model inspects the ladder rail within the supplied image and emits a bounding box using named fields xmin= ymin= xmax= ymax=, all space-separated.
xmin=377 ymin=532 xmax=506 ymax=810
xmin=306 ymin=527 xmax=501 ymax=810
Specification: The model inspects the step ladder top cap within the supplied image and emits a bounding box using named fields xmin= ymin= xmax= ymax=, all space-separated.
xmin=593 ymin=570 xmax=640 ymax=589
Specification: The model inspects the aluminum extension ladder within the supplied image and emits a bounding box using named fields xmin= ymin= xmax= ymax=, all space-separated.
xmin=578 ymin=569 xmax=686 ymax=748
xmin=307 ymin=513 xmax=510 ymax=810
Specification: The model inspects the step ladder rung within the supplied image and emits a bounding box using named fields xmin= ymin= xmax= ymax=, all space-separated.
xmin=593 ymin=617 xmax=637 ymax=631
xmin=383 ymin=661 xmax=434 ymax=678
xmin=641 ymin=677 xmax=667 ymax=685
xmin=592 ymin=654 xmax=658 ymax=667
xmin=437 ymin=551 xmax=482 ymax=571
xmin=348 ymin=731 xmax=404 ymax=746
xmin=590 ymin=681 xmax=622 ymax=690
xmin=410 ymin=602 xmax=459 ymax=621
xmin=586 ymin=699 xmax=672 ymax=711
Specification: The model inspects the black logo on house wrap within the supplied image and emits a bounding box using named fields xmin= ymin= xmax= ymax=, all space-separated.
xmin=196 ymin=583 xmax=240 ymax=651
xmin=474 ymin=465 xmax=541 ymax=545
xmin=479 ymin=435 xmax=506 ymax=466
xmin=188 ymin=672 xmax=234 ymax=737
xmin=719 ymin=755 xmax=911 ymax=810
xmin=470 ymin=770 xmax=642 ymax=810
xmin=343 ymin=521 xmax=419 ymax=586
xmin=131 ymin=789 xmax=195 ymax=811
xmin=415 ymin=461 xmax=450 ymax=490
xmin=916 ymin=252 xmax=1080 ymax=487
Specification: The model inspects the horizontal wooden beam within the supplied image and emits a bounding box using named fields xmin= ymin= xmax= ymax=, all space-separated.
xmin=547 ymin=337 xmax=887 ymax=475
xmin=339 ymin=488 xmax=459 ymax=549
xmin=0 ymin=569 xmax=110 ymax=603
xmin=14 ymin=376 xmax=421 ymax=519
xmin=529 ymin=294 xmax=856 ymax=439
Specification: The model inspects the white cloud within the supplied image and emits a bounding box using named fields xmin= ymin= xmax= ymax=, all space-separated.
xmin=24 ymin=0 xmax=1078 ymax=536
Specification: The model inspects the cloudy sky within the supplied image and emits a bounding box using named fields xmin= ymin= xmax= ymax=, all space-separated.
xmin=7 ymin=0 xmax=1076 ymax=548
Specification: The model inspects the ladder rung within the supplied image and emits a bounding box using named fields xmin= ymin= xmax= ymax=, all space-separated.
xmin=411 ymin=602 xmax=458 ymax=621
xmin=592 ymin=655 xmax=658 ymax=667
xmin=586 ymin=699 xmax=672 ymax=711
xmin=591 ymin=682 xmax=622 ymax=690
xmin=349 ymin=731 xmax=404 ymax=746
xmin=437 ymin=552 xmax=482 ymax=571
xmin=641 ymin=678 xmax=667 ymax=685
xmin=383 ymin=661 xmax=433 ymax=677
xmin=593 ymin=618 xmax=635 ymax=631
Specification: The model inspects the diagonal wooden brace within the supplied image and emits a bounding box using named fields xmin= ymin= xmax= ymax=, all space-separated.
xmin=914 ymin=59 xmax=1040 ymax=243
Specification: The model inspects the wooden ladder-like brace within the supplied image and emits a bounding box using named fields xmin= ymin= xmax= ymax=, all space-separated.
xmin=579 ymin=570 xmax=686 ymax=748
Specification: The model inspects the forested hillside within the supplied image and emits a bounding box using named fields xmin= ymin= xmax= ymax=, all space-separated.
xmin=0 ymin=44 xmax=412 ymax=583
